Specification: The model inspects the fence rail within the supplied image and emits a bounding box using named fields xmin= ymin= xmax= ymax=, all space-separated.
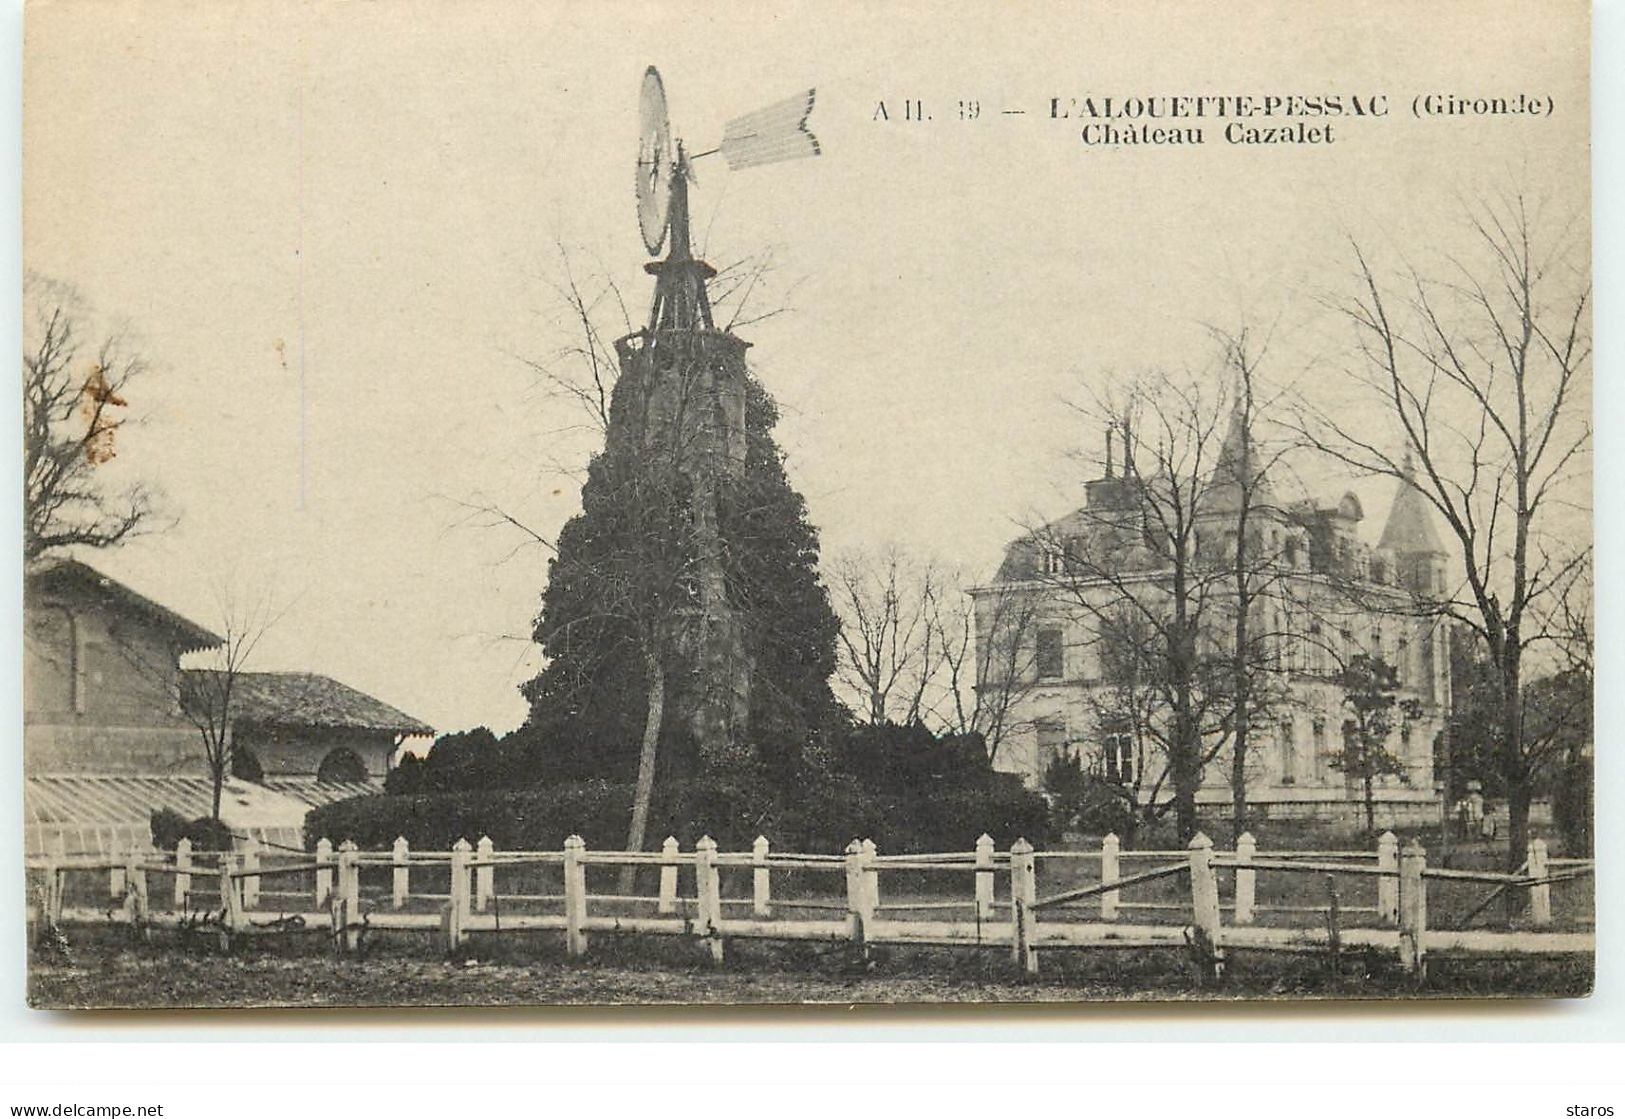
xmin=25 ymin=828 xmax=1591 ymax=979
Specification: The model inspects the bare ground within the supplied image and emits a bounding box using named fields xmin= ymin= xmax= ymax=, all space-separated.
xmin=27 ymin=926 xmax=1592 ymax=1010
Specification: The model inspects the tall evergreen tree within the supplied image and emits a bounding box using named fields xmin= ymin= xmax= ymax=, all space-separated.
xmin=520 ymin=371 xmax=842 ymax=796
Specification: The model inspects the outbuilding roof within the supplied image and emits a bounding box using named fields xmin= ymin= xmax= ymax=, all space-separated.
xmin=192 ymin=670 xmax=434 ymax=736
xmin=26 ymin=557 xmax=222 ymax=651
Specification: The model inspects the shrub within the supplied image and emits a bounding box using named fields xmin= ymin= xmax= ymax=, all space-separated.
xmin=306 ymin=771 xmax=1052 ymax=855
xmin=1042 ymin=752 xmax=1137 ymax=837
xmin=834 ymin=722 xmax=993 ymax=794
xmin=185 ymin=815 xmax=236 ymax=851
xmin=150 ymin=807 xmax=189 ymax=850
xmin=151 ymin=809 xmax=235 ymax=852
xmin=386 ymin=727 xmax=513 ymax=794
xmin=231 ymin=746 xmax=264 ymax=783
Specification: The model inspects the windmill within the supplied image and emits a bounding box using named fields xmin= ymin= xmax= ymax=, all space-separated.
xmin=600 ymin=67 xmax=823 ymax=776
xmin=634 ymin=66 xmax=821 ymax=334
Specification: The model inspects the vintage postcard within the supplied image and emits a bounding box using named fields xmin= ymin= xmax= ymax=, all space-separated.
xmin=21 ymin=0 xmax=1592 ymax=1008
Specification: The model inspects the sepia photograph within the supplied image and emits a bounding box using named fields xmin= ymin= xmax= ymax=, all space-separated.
xmin=19 ymin=0 xmax=1593 ymax=1009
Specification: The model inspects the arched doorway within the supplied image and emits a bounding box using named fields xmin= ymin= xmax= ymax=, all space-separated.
xmin=316 ymin=746 xmax=367 ymax=784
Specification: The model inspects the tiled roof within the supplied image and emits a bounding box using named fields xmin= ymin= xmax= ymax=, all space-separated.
xmin=26 ymin=557 xmax=221 ymax=650
xmin=185 ymin=670 xmax=434 ymax=736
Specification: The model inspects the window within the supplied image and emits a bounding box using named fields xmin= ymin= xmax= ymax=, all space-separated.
xmin=1284 ymin=536 xmax=1300 ymax=569
xmin=1065 ymin=535 xmax=1086 ymax=573
xmin=1035 ymin=719 xmax=1068 ymax=769
xmin=1042 ymin=547 xmax=1064 ymax=575
xmin=1279 ymin=718 xmax=1298 ymax=784
xmin=1307 ymin=622 xmax=1324 ymax=674
xmin=1102 ymin=721 xmax=1134 ymax=785
xmin=1396 ymin=637 xmax=1410 ymax=685
xmin=1311 ymin=718 xmax=1327 ymax=780
xmin=1035 ymin=626 xmax=1064 ymax=679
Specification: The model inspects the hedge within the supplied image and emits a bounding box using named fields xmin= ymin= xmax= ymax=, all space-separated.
xmin=304 ymin=773 xmax=1051 ymax=855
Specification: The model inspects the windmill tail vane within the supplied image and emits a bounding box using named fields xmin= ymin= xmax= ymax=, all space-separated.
xmin=708 ymin=88 xmax=821 ymax=171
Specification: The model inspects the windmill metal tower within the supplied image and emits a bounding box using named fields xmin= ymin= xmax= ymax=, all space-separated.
xmin=607 ymin=66 xmax=821 ymax=769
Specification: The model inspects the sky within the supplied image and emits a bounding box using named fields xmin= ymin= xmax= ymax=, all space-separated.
xmin=22 ymin=0 xmax=1590 ymax=737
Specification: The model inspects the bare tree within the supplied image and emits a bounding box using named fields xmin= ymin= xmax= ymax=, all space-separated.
xmin=830 ymin=546 xmax=941 ymax=726
xmin=23 ymin=277 xmax=159 ymax=560
xmin=1015 ymin=346 xmax=1303 ymax=843
xmin=933 ymin=574 xmax=1040 ymax=763
xmin=115 ymin=579 xmax=287 ymax=821
xmin=1208 ymin=328 xmax=1301 ymax=841
xmin=1301 ymin=192 xmax=1590 ymax=868
xmin=1021 ymin=370 xmax=1234 ymax=842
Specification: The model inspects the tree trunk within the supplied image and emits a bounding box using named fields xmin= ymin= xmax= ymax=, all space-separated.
xmin=1498 ymin=646 xmax=1528 ymax=874
xmin=1172 ymin=694 xmax=1201 ymax=844
xmin=622 ymin=651 xmax=666 ymax=894
xmin=1362 ymin=769 xmax=1376 ymax=837
xmin=211 ymin=763 xmax=224 ymax=822
xmin=1230 ymin=730 xmax=1248 ymax=846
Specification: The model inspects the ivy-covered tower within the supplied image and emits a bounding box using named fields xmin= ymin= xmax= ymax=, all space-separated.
xmin=523 ymin=151 xmax=840 ymax=787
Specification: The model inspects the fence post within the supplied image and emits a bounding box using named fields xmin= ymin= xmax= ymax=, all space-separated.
xmin=658 ymin=836 xmax=680 ymax=915
xmin=1398 ymin=839 xmax=1428 ymax=975
xmin=241 ymin=834 xmax=261 ymax=909
xmin=861 ymin=838 xmax=881 ymax=914
xmin=844 ymin=839 xmax=868 ymax=957
xmin=1100 ymin=832 xmax=1120 ymax=922
xmin=315 ymin=838 xmax=334 ymax=909
xmin=475 ymin=836 xmax=494 ymax=913
xmin=694 ymin=835 xmax=724 ymax=964
xmin=1234 ymin=831 xmax=1256 ymax=926
xmin=1009 ymin=838 xmax=1038 ymax=975
xmin=438 ymin=838 xmax=464 ymax=948
xmin=1528 ymin=837 xmax=1552 ymax=928
xmin=1188 ymin=832 xmax=1223 ymax=979
xmin=127 ymin=846 xmax=149 ymax=939
xmin=337 ymin=840 xmax=361 ymax=952
xmin=219 ymin=852 xmax=242 ymax=944
xmin=974 ymin=834 xmax=995 ymax=922
xmin=110 ymin=838 xmax=127 ymax=900
xmin=752 ymin=835 xmax=772 ymax=918
xmin=445 ymin=844 xmax=471 ymax=948
xmin=174 ymin=837 xmax=193 ymax=911
xmin=1376 ymin=831 xmax=1399 ymax=926
xmin=47 ymin=834 xmax=67 ymax=927
xmin=562 ymin=834 xmax=587 ymax=958
xmin=40 ymin=857 xmax=60 ymax=931
xmin=392 ymin=836 xmax=410 ymax=909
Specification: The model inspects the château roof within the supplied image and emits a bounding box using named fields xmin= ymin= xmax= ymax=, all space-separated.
xmin=1378 ymin=458 xmax=1447 ymax=556
xmin=1199 ymin=396 xmax=1276 ymax=517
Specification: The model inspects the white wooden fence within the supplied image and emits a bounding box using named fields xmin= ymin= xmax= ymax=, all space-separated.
xmin=26 ymin=830 xmax=1593 ymax=979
